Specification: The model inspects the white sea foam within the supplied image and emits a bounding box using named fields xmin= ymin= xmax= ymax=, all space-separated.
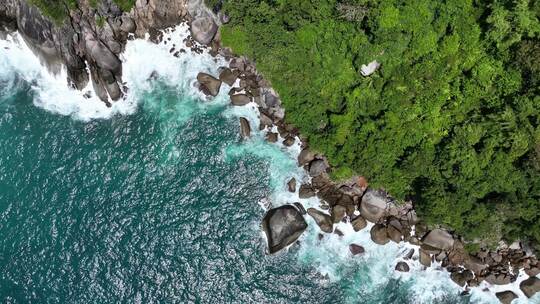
xmin=2 ymin=23 xmax=539 ymax=304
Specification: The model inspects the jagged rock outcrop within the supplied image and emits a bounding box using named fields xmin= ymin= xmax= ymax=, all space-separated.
xmin=0 ymin=0 xmax=210 ymax=104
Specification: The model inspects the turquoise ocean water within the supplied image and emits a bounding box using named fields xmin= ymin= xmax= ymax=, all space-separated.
xmin=0 ymin=26 xmax=529 ymax=303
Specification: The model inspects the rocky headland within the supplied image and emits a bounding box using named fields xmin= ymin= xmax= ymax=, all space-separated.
xmin=1 ymin=0 xmax=539 ymax=302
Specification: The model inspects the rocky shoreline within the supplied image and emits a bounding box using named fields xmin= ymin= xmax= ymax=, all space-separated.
xmin=1 ymin=0 xmax=539 ymax=302
xmin=188 ymin=11 xmax=540 ymax=304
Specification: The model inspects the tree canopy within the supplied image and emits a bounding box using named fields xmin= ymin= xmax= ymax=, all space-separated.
xmin=219 ymin=0 xmax=540 ymax=249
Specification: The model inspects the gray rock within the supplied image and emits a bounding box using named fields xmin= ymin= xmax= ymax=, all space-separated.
xmin=360 ymin=190 xmax=387 ymax=223
xmin=419 ymin=249 xmax=431 ymax=267
xmin=404 ymin=248 xmax=415 ymax=259
xmin=239 ymin=117 xmax=251 ymax=139
xmin=309 ymin=159 xmax=328 ymax=176
xmin=261 ymin=205 xmax=308 ymax=254
xmin=485 ymin=273 xmax=511 ymax=285
xmin=496 ymin=291 xmax=518 ymax=304
xmin=299 ymin=184 xmax=315 ymax=198
xmin=293 ymin=202 xmax=306 ymax=215
xmin=395 ymin=261 xmax=410 ymax=272
xmin=422 ymin=229 xmax=454 ymax=251
xmin=287 ymin=178 xmax=296 ymax=192
xmin=298 ymin=149 xmax=315 ymax=166
xmin=349 ymin=244 xmax=365 ymax=256
xmin=266 ymin=132 xmax=278 ymax=143
xmin=331 ymin=205 xmax=347 ymax=223
xmin=387 ymin=224 xmax=402 ymax=243
xmin=218 ymin=67 xmax=237 ymax=86
xmin=283 ymin=136 xmax=295 ymax=147
xmin=520 ymin=277 xmax=540 ymax=298
xmin=231 ymin=94 xmax=251 ymax=106
xmin=119 ymin=16 xmax=136 ymax=33
xmin=450 ymin=269 xmax=473 ymax=287
xmin=197 ymin=72 xmax=222 ymax=96
xmin=307 ymin=208 xmax=333 ymax=233
xmin=190 ymin=17 xmax=218 ymax=45
xmin=259 ymin=113 xmax=273 ymax=130
xmin=370 ymin=224 xmax=389 ymax=245
xmin=351 ymin=215 xmax=367 ymax=232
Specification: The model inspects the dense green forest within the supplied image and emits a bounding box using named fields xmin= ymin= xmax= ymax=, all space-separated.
xmin=216 ymin=0 xmax=540 ymax=249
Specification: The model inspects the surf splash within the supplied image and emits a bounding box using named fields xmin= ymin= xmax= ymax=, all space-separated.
xmin=1 ymin=24 xmax=539 ymax=304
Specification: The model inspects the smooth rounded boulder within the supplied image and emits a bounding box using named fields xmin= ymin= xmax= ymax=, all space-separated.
xmin=495 ymin=291 xmax=518 ymax=304
xmin=520 ymin=276 xmax=540 ymax=298
xmin=231 ymin=94 xmax=251 ymax=106
xmin=360 ymin=190 xmax=387 ymax=223
xmin=197 ymin=72 xmax=221 ymax=96
xmin=190 ymin=17 xmax=218 ymax=45
xmin=370 ymin=224 xmax=389 ymax=245
xmin=307 ymin=208 xmax=333 ymax=233
xmin=261 ymin=205 xmax=308 ymax=254
xmin=422 ymin=229 xmax=454 ymax=251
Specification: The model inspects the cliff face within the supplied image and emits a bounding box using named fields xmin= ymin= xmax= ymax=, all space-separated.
xmin=0 ymin=0 xmax=217 ymax=105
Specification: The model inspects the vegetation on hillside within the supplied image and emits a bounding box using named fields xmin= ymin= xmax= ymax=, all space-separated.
xmin=218 ymin=0 xmax=540 ymax=249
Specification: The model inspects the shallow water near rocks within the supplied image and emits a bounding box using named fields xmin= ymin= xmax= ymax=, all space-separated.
xmin=0 ymin=26 xmax=536 ymax=303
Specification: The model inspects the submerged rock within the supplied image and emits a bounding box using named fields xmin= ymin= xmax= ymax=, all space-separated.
xmin=307 ymin=208 xmax=333 ymax=233
xmin=261 ymin=205 xmax=308 ymax=254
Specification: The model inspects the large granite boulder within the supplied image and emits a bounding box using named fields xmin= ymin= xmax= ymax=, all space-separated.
xmin=495 ymin=291 xmax=518 ymax=304
xmin=520 ymin=277 xmax=540 ymax=298
xmin=218 ymin=67 xmax=238 ymax=86
xmin=298 ymin=149 xmax=315 ymax=166
xmin=190 ymin=17 xmax=218 ymax=45
xmin=370 ymin=224 xmax=389 ymax=245
xmin=422 ymin=229 xmax=454 ymax=251
xmin=360 ymin=190 xmax=387 ymax=223
xmin=351 ymin=215 xmax=367 ymax=231
xmin=307 ymin=208 xmax=333 ymax=233
xmin=231 ymin=94 xmax=252 ymax=106
xmin=261 ymin=205 xmax=308 ymax=254
xmin=419 ymin=249 xmax=431 ymax=267
xmin=197 ymin=72 xmax=221 ymax=96
xmin=331 ymin=205 xmax=347 ymax=223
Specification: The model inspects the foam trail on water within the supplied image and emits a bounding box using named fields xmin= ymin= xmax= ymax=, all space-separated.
xmin=3 ymin=24 xmax=538 ymax=304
